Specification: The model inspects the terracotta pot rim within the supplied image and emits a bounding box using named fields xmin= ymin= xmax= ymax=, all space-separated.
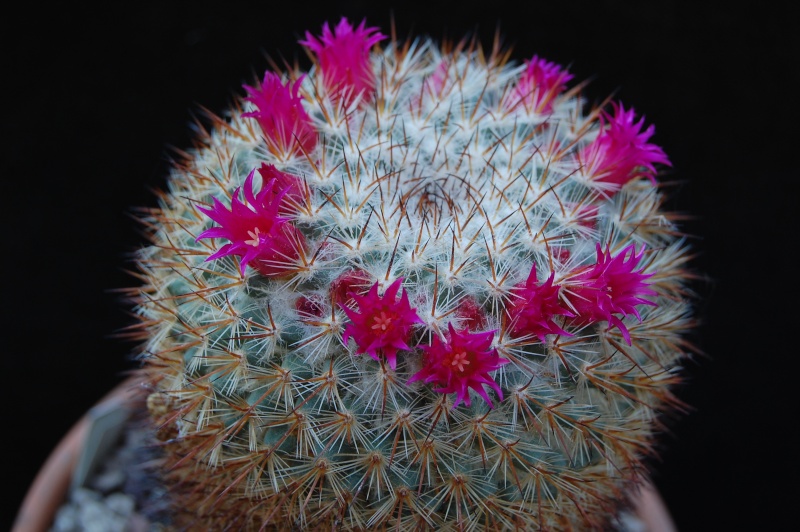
xmin=12 ymin=375 xmax=144 ymax=532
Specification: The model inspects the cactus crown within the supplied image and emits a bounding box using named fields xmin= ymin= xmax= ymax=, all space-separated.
xmin=131 ymin=16 xmax=696 ymax=531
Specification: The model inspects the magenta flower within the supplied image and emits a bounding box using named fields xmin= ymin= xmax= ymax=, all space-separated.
xmin=455 ymin=296 xmax=488 ymax=330
xmin=330 ymin=269 xmax=372 ymax=306
xmin=580 ymin=102 xmax=671 ymax=195
xmin=242 ymin=72 xmax=317 ymax=157
xmin=424 ymin=60 xmax=451 ymax=97
xmin=341 ymin=278 xmax=423 ymax=369
xmin=410 ymin=323 xmax=508 ymax=409
xmin=256 ymin=163 xmax=305 ymax=215
xmin=506 ymin=264 xmax=574 ymax=343
xmin=564 ymin=243 xmax=658 ymax=344
xmin=300 ymin=17 xmax=386 ymax=106
xmin=296 ymin=294 xmax=324 ymax=318
xmin=196 ymin=168 xmax=306 ymax=277
xmin=507 ymin=55 xmax=573 ymax=114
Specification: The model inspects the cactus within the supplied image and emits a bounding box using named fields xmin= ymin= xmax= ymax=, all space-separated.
xmin=129 ymin=16 xmax=697 ymax=531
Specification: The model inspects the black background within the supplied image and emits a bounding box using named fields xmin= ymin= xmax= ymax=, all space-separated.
xmin=6 ymin=2 xmax=797 ymax=530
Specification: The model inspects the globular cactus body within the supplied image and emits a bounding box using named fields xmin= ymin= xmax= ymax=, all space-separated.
xmin=131 ymin=17 xmax=696 ymax=531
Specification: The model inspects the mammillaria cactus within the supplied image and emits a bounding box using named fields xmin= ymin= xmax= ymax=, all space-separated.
xmin=130 ymin=16 xmax=696 ymax=530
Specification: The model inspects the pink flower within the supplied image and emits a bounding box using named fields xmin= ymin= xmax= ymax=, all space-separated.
xmin=455 ymin=296 xmax=488 ymax=331
xmin=506 ymin=264 xmax=574 ymax=343
xmin=552 ymin=247 xmax=572 ymax=264
xmin=196 ymin=168 xmax=306 ymax=277
xmin=580 ymin=102 xmax=671 ymax=196
xmin=300 ymin=17 xmax=386 ymax=106
xmin=296 ymin=294 xmax=324 ymax=318
xmin=330 ymin=269 xmax=372 ymax=306
xmin=564 ymin=243 xmax=658 ymax=344
xmin=256 ymin=163 xmax=305 ymax=215
xmin=341 ymin=278 xmax=423 ymax=369
xmin=507 ymin=55 xmax=573 ymax=114
xmin=409 ymin=323 xmax=509 ymax=409
xmin=242 ymin=72 xmax=317 ymax=157
xmin=424 ymin=60 xmax=451 ymax=97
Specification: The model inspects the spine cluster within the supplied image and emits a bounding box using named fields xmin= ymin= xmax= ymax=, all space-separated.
xmin=131 ymin=17 xmax=696 ymax=531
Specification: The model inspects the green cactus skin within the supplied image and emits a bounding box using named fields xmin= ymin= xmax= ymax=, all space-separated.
xmin=129 ymin=25 xmax=697 ymax=531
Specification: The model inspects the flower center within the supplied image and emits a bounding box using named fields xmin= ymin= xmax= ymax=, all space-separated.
xmin=371 ymin=311 xmax=393 ymax=331
xmin=449 ymin=351 xmax=470 ymax=373
xmin=245 ymin=228 xmax=261 ymax=247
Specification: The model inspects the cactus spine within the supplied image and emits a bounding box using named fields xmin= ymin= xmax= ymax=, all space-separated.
xmin=130 ymin=17 xmax=697 ymax=531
